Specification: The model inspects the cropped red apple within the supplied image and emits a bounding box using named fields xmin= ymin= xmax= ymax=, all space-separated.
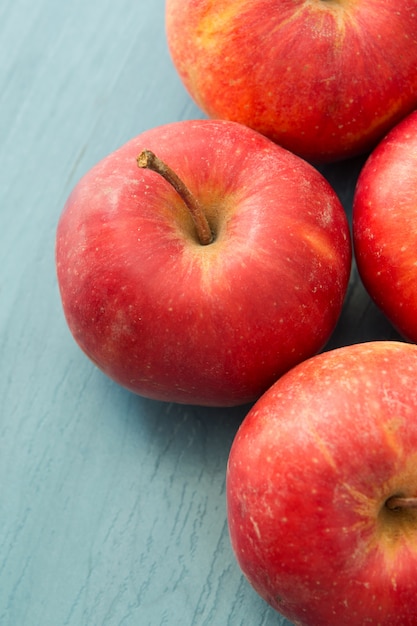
xmin=166 ymin=0 xmax=417 ymax=163
xmin=353 ymin=109 xmax=417 ymax=344
xmin=227 ymin=340 xmax=417 ymax=625
xmin=56 ymin=119 xmax=351 ymax=407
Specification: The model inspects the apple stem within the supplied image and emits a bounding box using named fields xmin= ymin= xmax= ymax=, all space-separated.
xmin=386 ymin=496 xmax=417 ymax=511
xmin=137 ymin=149 xmax=214 ymax=246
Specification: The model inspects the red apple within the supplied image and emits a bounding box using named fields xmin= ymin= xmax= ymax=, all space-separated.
xmin=353 ymin=109 xmax=417 ymax=344
xmin=227 ymin=340 xmax=417 ymax=626
xmin=166 ymin=0 xmax=417 ymax=163
xmin=55 ymin=119 xmax=351 ymax=407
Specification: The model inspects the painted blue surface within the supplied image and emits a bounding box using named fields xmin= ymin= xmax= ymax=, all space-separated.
xmin=0 ymin=2 xmax=401 ymax=625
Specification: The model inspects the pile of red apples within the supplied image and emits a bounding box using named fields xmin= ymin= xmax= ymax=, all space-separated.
xmin=55 ymin=2 xmax=417 ymax=625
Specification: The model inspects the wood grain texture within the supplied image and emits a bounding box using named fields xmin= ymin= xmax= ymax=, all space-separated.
xmin=0 ymin=1 xmax=402 ymax=625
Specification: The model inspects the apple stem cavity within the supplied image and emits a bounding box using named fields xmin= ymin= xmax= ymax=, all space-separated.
xmin=137 ymin=149 xmax=214 ymax=246
xmin=385 ymin=496 xmax=417 ymax=511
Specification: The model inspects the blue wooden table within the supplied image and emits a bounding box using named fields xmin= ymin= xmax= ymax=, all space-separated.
xmin=0 ymin=2 xmax=401 ymax=625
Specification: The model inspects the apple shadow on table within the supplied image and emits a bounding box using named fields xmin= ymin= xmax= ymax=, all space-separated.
xmin=127 ymin=387 xmax=252 ymax=469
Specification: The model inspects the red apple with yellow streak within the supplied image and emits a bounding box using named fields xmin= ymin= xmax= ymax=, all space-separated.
xmin=166 ymin=0 xmax=417 ymax=162
xmin=227 ymin=340 xmax=417 ymax=625
xmin=55 ymin=119 xmax=351 ymax=406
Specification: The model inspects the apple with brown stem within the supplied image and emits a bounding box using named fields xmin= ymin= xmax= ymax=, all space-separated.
xmin=227 ymin=340 xmax=417 ymax=625
xmin=56 ymin=119 xmax=351 ymax=406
